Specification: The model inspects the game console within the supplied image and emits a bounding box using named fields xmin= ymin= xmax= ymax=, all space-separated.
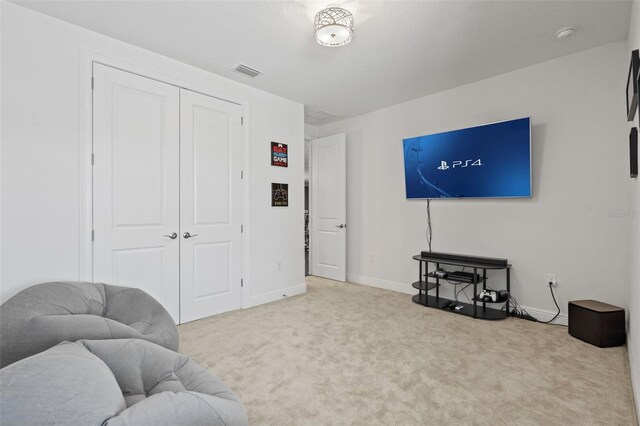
xmin=447 ymin=271 xmax=481 ymax=283
xmin=434 ymin=269 xmax=448 ymax=278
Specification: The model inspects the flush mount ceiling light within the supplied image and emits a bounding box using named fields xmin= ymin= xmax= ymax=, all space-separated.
xmin=555 ymin=26 xmax=576 ymax=40
xmin=314 ymin=6 xmax=354 ymax=47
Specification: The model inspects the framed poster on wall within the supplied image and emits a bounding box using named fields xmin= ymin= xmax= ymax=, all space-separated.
xmin=631 ymin=127 xmax=638 ymax=179
xmin=626 ymin=49 xmax=639 ymax=122
xmin=271 ymin=183 xmax=289 ymax=207
xmin=271 ymin=142 xmax=288 ymax=167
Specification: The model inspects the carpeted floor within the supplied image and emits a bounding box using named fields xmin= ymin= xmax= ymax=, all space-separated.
xmin=179 ymin=276 xmax=638 ymax=425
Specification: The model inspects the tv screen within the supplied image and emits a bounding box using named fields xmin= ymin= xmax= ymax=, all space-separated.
xmin=403 ymin=117 xmax=531 ymax=199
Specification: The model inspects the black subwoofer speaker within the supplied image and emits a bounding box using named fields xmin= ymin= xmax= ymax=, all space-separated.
xmin=568 ymin=300 xmax=625 ymax=348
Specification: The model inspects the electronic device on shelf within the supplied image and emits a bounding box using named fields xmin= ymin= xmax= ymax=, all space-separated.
xmin=434 ymin=269 xmax=448 ymax=278
xmin=498 ymin=290 xmax=510 ymax=300
xmin=477 ymin=289 xmax=510 ymax=303
xmin=478 ymin=290 xmax=498 ymax=302
xmin=447 ymin=271 xmax=480 ymax=283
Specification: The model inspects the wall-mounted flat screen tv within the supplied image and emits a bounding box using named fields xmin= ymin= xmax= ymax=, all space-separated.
xmin=403 ymin=117 xmax=531 ymax=199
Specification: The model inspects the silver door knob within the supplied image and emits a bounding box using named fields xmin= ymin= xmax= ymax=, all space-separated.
xmin=183 ymin=232 xmax=199 ymax=239
xmin=336 ymin=224 xmax=346 ymax=229
xmin=163 ymin=232 xmax=178 ymax=239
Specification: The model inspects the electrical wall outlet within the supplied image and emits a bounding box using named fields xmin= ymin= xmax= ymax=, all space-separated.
xmin=369 ymin=255 xmax=375 ymax=263
xmin=276 ymin=261 xmax=283 ymax=272
xmin=547 ymin=274 xmax=557 ymax=286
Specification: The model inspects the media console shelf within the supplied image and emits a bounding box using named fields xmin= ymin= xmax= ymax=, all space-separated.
xmin=412 ymin=252 xmax=511 ymax=320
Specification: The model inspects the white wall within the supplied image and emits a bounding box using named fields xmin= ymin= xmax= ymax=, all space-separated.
xmin=304 ymin=124 xmax=319 ymax=141
xmin=627 ymin=0 xmax=640 ymax=417
xmin=317 ymin=41 xmax=632 ymax=323
xmin=0 ymin=3 xmax=305 ymax=308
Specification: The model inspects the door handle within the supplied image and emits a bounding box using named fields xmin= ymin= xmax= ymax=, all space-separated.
xmin=183 ymin=232 xmax=199 ymax=239
xmin=336 ymin=224 xmax=346 ymax=229
xmin=163 ymin=232 xmax=178 ymax=239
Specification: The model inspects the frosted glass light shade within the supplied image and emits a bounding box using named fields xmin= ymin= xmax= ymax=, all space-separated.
xmin=314 ymin=7 xmax=354 ymax=47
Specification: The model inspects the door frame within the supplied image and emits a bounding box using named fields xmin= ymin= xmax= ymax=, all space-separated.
xmin=79 ymin=50 xmax=251 ymax=314
xmin=305 ymin=138 xmax=314 ymax=276
xmin=309 ymin=133 xmax=347 ymax=282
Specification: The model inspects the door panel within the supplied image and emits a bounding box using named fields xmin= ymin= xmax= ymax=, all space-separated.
xmin=112 ymin=247 xmax=166 ymax=301
xmin=311 ymin=133 xmax=347 ymax=281
xmin=193 ymin=105 xmax=231 ymax=225
xmin=180 ymin=89 xmax=242 ymax=323
xmin=112 ymin=86 xmax=165 ymax=226
xmin=93 ymin=64 xmax=180 ymax=322
xmin=193 ymin=242 xmax=230 ymax=298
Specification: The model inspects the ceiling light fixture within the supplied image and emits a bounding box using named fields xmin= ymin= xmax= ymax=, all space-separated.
xmin=555 ymin=26 xmax=576 ymax=40
xmin=314 ymin=5 xmax=354 ymax=47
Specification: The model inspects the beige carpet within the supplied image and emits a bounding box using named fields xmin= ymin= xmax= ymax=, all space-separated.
xmin=179 ymin=276 xmax=637 ymax=425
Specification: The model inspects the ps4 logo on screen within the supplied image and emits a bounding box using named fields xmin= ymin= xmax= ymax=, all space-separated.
xmin=437 ymin=159 xmax=484 ymax=171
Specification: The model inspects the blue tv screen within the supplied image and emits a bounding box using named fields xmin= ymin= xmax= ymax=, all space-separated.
xmin=403 ymin=117 xmax=531 ymax=199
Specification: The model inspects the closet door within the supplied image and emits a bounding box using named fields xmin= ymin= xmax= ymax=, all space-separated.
xmin=179 ymin=89 xmax=242 ymax=323
xmin=93 ymin=64 xmax=180 ymax=322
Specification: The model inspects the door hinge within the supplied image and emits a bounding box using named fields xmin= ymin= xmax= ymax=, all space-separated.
xmin=91 ymin=229 xmax=95 ymax=241
xmin=241 ymin=279 xmax=244 ymax=288
xmin=241 ymin=224 xmax=244 ymax=233
xmin=241 ymin=170 xmax=244 ymax=179
xmin=91 ymin=77 xmax=94 ymax=90
xmin=241 ymin=117 xmax=244 ymax=125
xmin=91 ymin=154 xmax=95 ymax=166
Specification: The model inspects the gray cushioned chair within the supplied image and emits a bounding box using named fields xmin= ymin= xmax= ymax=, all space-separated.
xmin=0 ymin=339 xmax=248 ymax=426
xmin=0 ymin=281 xmax=178 ymax=368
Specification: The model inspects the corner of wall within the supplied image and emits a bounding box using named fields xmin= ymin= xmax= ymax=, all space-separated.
xmin=304 ymin=124 xmax=319 ymax=141
xmin=627 ymin=0 xmax=640 ymax=420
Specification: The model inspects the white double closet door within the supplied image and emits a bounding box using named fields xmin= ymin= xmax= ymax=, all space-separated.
xmin=92 ymin=64 xmax=242 ymax=323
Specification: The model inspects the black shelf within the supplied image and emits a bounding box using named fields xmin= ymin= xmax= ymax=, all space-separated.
xmin=412 ymin=281 xmax=439 ymax=291
xmin=425 ymin=272 xmax=488 ymax=284
xmin=412 ymin=252 xmax=511 ymax=321
xmin=412 ymin=294 xmax=508 ymax=320
xmin=413 ymin=254 xmax=511 ymax=270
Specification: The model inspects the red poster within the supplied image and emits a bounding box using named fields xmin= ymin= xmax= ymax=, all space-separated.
xmin=271 ymin=142 xmax=288 ymax=167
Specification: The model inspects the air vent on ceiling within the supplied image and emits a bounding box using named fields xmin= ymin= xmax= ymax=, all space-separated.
xmin=305 ymin=110 xmax=337 ymax=125
xmin=233 ymin=64 xmax=262 ymax=78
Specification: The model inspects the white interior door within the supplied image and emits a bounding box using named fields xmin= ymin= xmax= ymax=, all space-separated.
xmin=311 ymin=133 xmax=347 ymax=281
xmin=179 ymin=89 xmax=243 ymax=323
xmin=93 ymin=64 xmax=180 ymax=321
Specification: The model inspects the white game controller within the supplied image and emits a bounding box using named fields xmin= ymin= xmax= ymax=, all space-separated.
xmin=478 ymin=290 xmax=498 ymax=302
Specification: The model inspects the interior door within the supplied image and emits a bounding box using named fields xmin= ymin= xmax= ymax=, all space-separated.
xmin=179 ymin=89 xmax=243 ymax=323
xmin=311 ymin=133 xmax=347 ymax=281
xmin=93 ymin=64 xmax=180 ymax=322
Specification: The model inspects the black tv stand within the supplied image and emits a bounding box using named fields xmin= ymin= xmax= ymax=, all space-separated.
xmin=412 ymin=252 xmax=511 ymax=320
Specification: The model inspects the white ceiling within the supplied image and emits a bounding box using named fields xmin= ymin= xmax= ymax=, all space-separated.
xmin=15 ymin=0 xmax=632 ymax=125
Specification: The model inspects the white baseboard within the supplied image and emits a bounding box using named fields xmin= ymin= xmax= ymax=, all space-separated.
xmin=246 ymin=283 xmax=306 ymax=308
xmin=346 ymin=273 xmax=415 ymax=295
xmin=346 ymin=272 xmax=568 ymax=325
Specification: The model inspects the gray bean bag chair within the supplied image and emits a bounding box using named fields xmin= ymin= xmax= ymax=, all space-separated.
xmin=0 ymin=339 xmax=248 ymax=426
xmin=0 ymin=281 xmax=178 ymax=368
